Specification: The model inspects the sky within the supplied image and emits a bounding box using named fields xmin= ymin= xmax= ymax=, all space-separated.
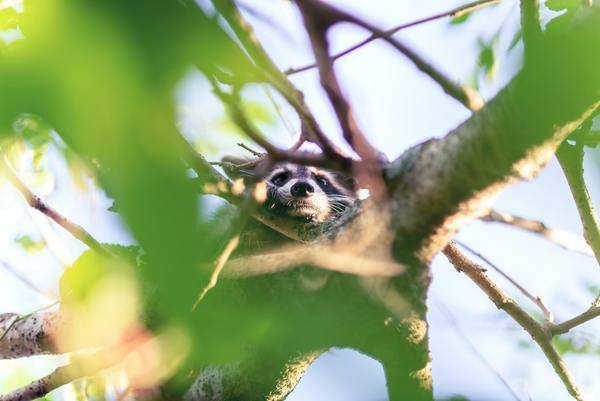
xmin=1 ymin=1 xmax=600 ymax=401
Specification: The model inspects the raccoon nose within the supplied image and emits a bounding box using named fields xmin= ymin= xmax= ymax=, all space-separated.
xmin=291 ymin=181 xmax=314 ymax=198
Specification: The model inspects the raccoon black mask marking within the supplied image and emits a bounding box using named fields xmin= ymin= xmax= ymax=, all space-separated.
xmin=263 ymin=163 xmax=357 ymax=222
xmin=224 ymin=158 xmax=357 ymax=223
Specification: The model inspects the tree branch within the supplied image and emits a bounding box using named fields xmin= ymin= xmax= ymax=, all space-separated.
xmin=192 ymin=191 xmax=262 ymax=310
xmin=481 ymin=209 xmax=595 ymax=257
xmin=443 ymin=243 xmax=586 ymax=401
xmin=295 ymin=0 xmax=385 ymax=168
xmin=455 ymin=240 xmax=554 ymax=322
xmin=0 ymin=338 xmax=148 ymax=401
xmin=207 ymin=77 xmax=347 ymax=171
xmin=549 ymin=297 xmax=600 ymax=335
xmin=556 ymin=141 xmax=600 ymax=264
xmin=213 ymin=0 xmax=352 ymax=163
xmin=519 ymin=0 xmax=542 ymax=63
xmin=384 ymin=8 xmax=600 ymax=260
xmin=0 ymin=357 xmax=98 ymax=401
xmin=0 ymin=311 xmax=60 ymax=359
xmin=0 ymin=156 xmax=110 ymax=256
xmin=295 ymin=0 xmax=484 ymax=112
xmin=286 ymin=0 xmax=501 ymax=76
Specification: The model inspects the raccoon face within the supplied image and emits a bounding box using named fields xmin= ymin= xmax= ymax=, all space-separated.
xmin=263 ymin=163 xmax=356 ymax=223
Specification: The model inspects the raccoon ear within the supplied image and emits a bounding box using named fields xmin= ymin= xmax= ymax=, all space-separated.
xmin=221 ymin=155 xmax=261 ymax=179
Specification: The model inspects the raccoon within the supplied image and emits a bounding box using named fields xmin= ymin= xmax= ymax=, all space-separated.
xmin=262 ymin=162 xmax=357 ymax=223
xmin=223 ymin=157 xmax=357 ymax=223
xmin=216 ymin=157 xmax=358 ymax=252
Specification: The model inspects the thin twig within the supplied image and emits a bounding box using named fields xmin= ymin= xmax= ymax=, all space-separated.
xmin=213 ymin=0 xmax=351 ymax=163
xmin=286 ymin=0 xmax=501 ymax=76
xmin=549 ymin=296 xmax=600 ymax=335
xmin=192 ymin=192 xmax=259 ymax=310
xmin=260 ymin=83 xmax=296 ymax=138
xmin=296 ymin=0 xmax=390 ymax=199
xmin=296 ymin=2 xmax=383 ymax=164
xmin=0 ymin=301 xmax=59 ymax=346
xmin=237 ymin=142 xmax=263 ymax=157
xmin=207 ymin=76 xmax=346 ymax=170
xmin=455 ymin=240 xmax=554 ymax=322
xmin=0 ymin=156 xmax=110 ymax=256
xmin=0 ymin=316 xmax=19 ymax=345
xmin=192 ymin=235 xmax=240 ymax=310
xmin=481 ymin=209 xmax=594 ymax=257
xmin=443 ymin=243 xmax=586 ymax=401
xmin=557 ymin=140 xmax=600 ymax=264
xmin=296 ymin=0 xmax=484 ymax=113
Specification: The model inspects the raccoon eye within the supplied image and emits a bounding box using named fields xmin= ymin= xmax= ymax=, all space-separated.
xmin=271 ymin=172 xmax=290 ymax=186
xmin=316 ymin=176 xmax=329 ymax=187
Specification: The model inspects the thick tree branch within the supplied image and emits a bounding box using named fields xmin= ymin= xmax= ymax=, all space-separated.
xmin=443 ymin=243 xmax=586 ymax=401
xmin=384 ymin=9 xmax=600 ymax=261
xmin=286 ymin=0 xmax=501 ymax=76
xmin=0 ymin=337 xmax=149 ymax=401
xmin=0 ymin=311 xmax=59 ymax=359
xmin=520 ymin=0 xmax=542 ymax=63
xmin=0 ymin=355 xmax=101 ymax=401
xmin=482 ymin=209 xmax=594 ymax=257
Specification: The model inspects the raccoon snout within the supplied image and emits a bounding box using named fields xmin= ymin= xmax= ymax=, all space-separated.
xmin=290 ymin=181 xmax=314 ymax=198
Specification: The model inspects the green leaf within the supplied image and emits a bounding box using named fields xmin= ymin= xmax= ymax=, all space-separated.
xmin=243 ymin=99 xmax=277 ymax=126
xmin=476 ymin=35 xmax=500 ymax=81
xmin=545 ymin=0 xmax=579 ymax=11
xmin=553 ymin=335 xmax=592 ymax=355
xmin=587 ymin=284 xmax=600 ymax=296
xmin=0 ymin=7 xmax=19 ymax=31
xmin=450 ymin=12 xmax=472 ymax=25
xmin=508 ymin=29 xmax=522 ymax=52
xmin=14 ymin=234 xmax=46 ymax=253
xmin=60 ymin=245 xmax=141 ymax=304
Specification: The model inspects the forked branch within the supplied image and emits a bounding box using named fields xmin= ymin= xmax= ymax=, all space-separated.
xmin=295 ymin=0 xmax=484 ymax=112
xmin=443 ymin=243 xmax=586 ymax=401
xmin=286 ymin=0 xmax=501 ymax=76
